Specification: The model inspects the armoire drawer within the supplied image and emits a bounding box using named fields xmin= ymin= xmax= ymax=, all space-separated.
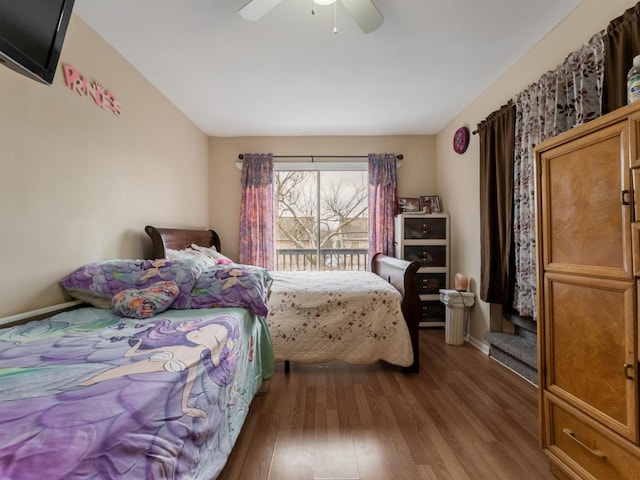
xmin=547 ymin=400 xmax=640 ymax=480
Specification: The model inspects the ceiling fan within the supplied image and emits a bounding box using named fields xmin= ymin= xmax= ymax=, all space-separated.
xmin=239 ymin=0 xmax=384 ymax=34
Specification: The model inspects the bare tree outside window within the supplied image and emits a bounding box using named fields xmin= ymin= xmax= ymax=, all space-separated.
xmin=274 ymin=170 xmax=368 ymax=271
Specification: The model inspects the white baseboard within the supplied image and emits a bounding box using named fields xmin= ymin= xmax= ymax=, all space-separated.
xmin=489 ymin=356 xmax=538 ymax=387
xmin=466 ymin=335 xmax=490 ymax=355
xmin=0 ymin=300 xmax=83 ymax=327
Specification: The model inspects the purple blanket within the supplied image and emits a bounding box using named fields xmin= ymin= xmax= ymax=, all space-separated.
xmin=0 ymin=307 xmax=274 ymax=479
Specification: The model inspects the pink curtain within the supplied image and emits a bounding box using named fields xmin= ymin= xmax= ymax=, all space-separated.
xmin=368 ymin=153 xmax=398 ymax=265
xmin=238 ymin=153 xmax=274 ymax=269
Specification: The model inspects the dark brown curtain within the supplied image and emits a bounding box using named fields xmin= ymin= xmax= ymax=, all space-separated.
xmin=477 ymin=102 xmax=516 ymax=305
xmin=603 ymin=2 xmax=640 ymax=112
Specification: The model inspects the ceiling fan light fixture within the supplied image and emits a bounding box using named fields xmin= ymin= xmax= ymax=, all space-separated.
xmin=240 ymin=0 xmax=384 ymax=33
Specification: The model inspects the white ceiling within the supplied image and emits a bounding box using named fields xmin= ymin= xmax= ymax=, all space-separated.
xmin=73 ymin=0 xmax=582 ymax=137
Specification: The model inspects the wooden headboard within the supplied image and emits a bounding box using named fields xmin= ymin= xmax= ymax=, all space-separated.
xmin=145 ymin=226 xmax=221 ymax=259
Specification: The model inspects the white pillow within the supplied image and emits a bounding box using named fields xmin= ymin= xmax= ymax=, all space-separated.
xmin=190 ymin=244 xmax=233 ymax=264
xmin=166 ymin=247 xmax=218 ymax=268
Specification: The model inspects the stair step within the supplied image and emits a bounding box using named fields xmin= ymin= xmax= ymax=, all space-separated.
xmin=489 ymin=346 xmax=538 ymax=385
xmin=485 ymin=332 xmax=537 ymax=369
xmin=504 ymin=312 xmax=537 ymax=334
xmin=516 ymin=326 xmax=537 ymax=343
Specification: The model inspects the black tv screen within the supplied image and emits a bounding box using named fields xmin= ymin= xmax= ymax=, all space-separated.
xmin=0 ymin=0 xmax=75 ymax=85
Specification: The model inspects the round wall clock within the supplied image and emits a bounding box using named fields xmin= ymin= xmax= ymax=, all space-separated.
xmin=453 ymin=126 xmax=470 ymax=154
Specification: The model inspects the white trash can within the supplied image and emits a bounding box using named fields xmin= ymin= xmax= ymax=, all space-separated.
xmin=439 ymin=289 xmax=475 ymax=345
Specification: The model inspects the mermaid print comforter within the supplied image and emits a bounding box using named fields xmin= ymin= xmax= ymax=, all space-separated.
xmin=0 ymin=306 xmax=274 ymax=479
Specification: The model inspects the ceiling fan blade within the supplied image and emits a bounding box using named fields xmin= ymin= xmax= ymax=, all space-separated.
xmin=340 ymin=0 xmax=384 ymax=33
xmin=239 ymin=0 xmax=283 ymax=21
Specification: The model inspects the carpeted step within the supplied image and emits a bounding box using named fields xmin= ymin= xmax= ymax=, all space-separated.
xmin=504 ymin=312 xmax=536 ymax=332
xmin=485 ymin=331 xmax=537 ymax=384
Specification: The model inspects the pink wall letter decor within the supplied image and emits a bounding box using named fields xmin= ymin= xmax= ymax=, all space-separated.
xmin=63 ymin=64 xmax=121 ymax=117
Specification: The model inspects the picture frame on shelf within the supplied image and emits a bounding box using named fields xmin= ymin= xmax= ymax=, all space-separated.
xmin=420 ymin=195 xmax=442 ymax=213
xmin=398 ymin=197 xmax=421 ymax=213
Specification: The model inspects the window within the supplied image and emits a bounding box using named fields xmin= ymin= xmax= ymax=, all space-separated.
xmin=274 ymin=165 xmax=368 ymax=271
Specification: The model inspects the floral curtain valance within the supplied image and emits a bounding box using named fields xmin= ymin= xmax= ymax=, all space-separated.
xmin=511 ymin=31 xmax=605 ymax=318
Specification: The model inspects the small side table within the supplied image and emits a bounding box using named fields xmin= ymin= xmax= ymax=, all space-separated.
xmin=439 ymin=289 xmax=475 ymax=345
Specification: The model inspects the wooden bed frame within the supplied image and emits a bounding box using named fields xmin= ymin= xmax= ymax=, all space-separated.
xmin=145 ymin=225 xmax=422 ymax=372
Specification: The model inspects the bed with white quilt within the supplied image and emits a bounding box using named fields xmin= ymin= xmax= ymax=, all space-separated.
xmin=0 ymin=251 xmax=274 ymax=479
xmin=145 ymin=226 xmax=422 ymax=374
xmin=267 ymin=270 xmax=414 ymax=367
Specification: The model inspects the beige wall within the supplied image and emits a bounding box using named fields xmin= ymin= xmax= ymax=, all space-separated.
xmin=209 ymin=135 xmax=436 ymax=261
xmin=436 ymin=0 xmax=639 ymax=350
xmin=4 ymin=1 xmax=637 ymax=341
xmin=0 ymin=15 xmax=210 ymax=318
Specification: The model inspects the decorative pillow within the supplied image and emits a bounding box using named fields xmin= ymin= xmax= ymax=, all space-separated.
xmin=111 ymin=281 xmax=180 ymax=319
xmin=60 ymin=258 xmax=200 ymax=309
xmin=181 ymin=264 xmax=272 ymax=317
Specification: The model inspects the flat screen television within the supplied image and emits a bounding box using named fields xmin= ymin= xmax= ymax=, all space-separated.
xmin=0 ymin=0 xmax=75 ymax=85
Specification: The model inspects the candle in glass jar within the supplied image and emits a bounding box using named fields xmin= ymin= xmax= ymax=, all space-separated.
xmin=455 ymin=273 xmax=469 ymax=291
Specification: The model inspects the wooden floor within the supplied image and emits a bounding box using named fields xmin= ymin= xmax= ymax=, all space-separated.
xmin=218 ymin=328 xmax=556 ymax=480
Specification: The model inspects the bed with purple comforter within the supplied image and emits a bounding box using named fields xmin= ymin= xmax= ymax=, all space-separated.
xmin=0 ymin=257 xmax=274 ymax=479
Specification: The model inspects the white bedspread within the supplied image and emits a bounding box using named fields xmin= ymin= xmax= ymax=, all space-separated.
xmin=266 ymin=270 xmax=414 ymax=367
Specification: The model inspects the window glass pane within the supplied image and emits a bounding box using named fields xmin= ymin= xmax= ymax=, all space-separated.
xmin=275 ymin=171 xmax=318 ymax=270
xmin=318 ymin=171 xmax=368 ymax=271
xmin=274 ymin=169 xmax=368 ymax=271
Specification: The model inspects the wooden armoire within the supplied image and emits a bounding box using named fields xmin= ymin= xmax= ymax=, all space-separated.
xmin=535 ymin=101 xmax=640 ymax=479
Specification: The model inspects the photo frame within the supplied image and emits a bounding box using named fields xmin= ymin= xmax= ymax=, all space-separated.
xmin=398 ymin=197 xmax=421 ymax=213
xmin=420 ymin=195 xmax=442 ymax=213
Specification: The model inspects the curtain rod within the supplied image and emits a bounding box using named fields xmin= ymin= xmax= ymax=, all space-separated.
xmin=237 ymin=154 xmax=403 ymax=160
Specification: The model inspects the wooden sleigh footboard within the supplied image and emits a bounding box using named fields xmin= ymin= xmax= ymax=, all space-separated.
xmin=371 ymin=253 xmax=421 ymax=373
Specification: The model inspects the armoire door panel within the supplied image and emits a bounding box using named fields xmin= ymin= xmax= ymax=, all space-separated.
xmin=538 ymin=121 xmax=632 ymax=280
xmin=633 ymin=223 xmax=640 ymax=277
xmin=630 ymin=114 xmax=640 ymax=169
xmin=544 ymin=272 xmax=637 ymax=441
